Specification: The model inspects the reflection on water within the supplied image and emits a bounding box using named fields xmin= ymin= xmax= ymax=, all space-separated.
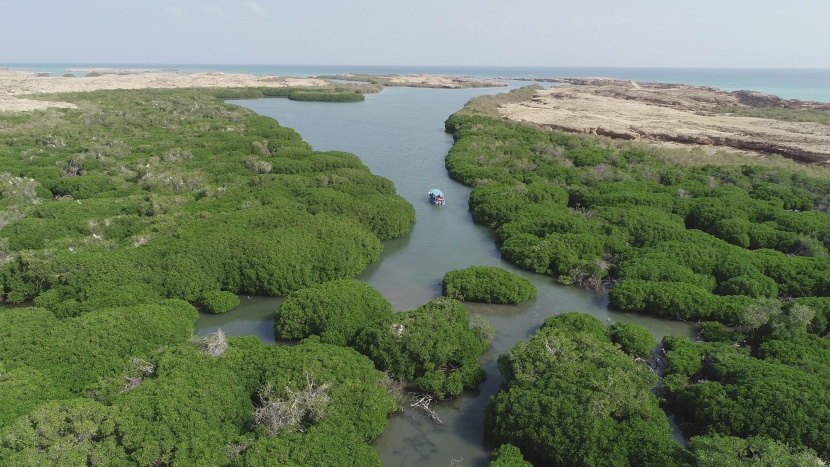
xmin=195 ymin=296 xmax=283 ymax=345
xmin=197 ymin=85 xmax=696 ymax=466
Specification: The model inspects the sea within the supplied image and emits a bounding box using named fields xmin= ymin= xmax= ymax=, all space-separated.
xmin=2 ymin=63 xmax=830 ymax=103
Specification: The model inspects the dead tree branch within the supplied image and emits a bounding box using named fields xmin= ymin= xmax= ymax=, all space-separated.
xmin=191 ymin=328 xmax=228 ymax=357
xmin=254 ymin=373 xmax=332 ymax=436
xmin=410 ymin=392 xmax=443 ymax=424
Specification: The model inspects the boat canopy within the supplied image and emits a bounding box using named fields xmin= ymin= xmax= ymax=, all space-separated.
xmin=429 ymin=189 xmax=444 ymax=197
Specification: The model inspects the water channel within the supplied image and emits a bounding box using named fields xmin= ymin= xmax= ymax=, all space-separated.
xmin=195 ymin=85 xmax=696 ymax=466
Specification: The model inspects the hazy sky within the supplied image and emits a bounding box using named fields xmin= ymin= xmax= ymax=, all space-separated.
xmin=3 ymin=0 xmax=829 ymax=68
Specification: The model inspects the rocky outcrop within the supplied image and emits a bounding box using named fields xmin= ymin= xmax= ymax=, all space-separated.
xmin=732 ymin=90 xmax=830 ymax=111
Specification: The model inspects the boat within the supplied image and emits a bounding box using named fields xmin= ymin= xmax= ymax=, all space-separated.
xmin=428 ymin=189 xmax=445 ymax=205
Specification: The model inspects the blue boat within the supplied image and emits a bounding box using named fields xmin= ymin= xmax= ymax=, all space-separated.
xmin=428 ymin=189 xmax=445 ymax=205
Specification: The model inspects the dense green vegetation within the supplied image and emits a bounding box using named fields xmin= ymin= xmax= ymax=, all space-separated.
xmin=212 ymin=84 xmax=380 ymax=101
xmin=484 ymin=311 xmax=828 ymax=466
xmin=485 ymin=313 xmax=687 ymax=466
xmin=201 ymin=290 xmax=241 ymax=313
xmin=286 ymin=89 xmax=365 ymax=102
xmin=489 ymin=444 xmax=532 ymax=466
xmin=0 ymin=87 xmax=417 ymax=465
xmin=608 ymin=321 xmax=657 ymax=359
xmin=686 ymin=435 xmax=824 ymax=466
xmin=274 ymin=279 xmax=393 ymax=346
xmin=353 ymin=297 xmax=490 ymax=398
xmin=6 ymin=80 xmax=829 ymax=465
xmin=660 ymin=301 xmax=830 ymax=460
xmin=0 ymin=300 xmax=197 ymax=426
xmin=442 ymin=265 xmax=537 ymax=304
xmin=0 ymin=325 xmax=397 ymax=465
xmin=0 ymin=88 xmax=414 ymax=313
xmin=444 ymin=95 xmax=830 ymax=325
xmin=449 ymin=87 xmax=830 ymax=465
xmin=275 ymin=284 xmax=492 ymax=398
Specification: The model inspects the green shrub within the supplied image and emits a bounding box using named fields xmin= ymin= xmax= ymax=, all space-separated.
xmin=609 ymin=322 xmax=656 ymax=359
xmin=0 ymin=398 xmax=128 ymax=465
xmin=353 ymin=297 xmax=488 ymax=398
xmin=0 ymin=88 xmax=412 ymax=313
xmin=688 ymin=435 xmax=823 ymax=466
xmin=274 ymin=280 xmax=392 ymax=346
xmin=0 ymin=301 xmax=198 ymax=394
xmin=200 ymin=290 xmax=241 ymax=313
xmin=288 ymin=90 xmax=365 ymax=102
xmin=718 ymin=273 xmax=779 ymax=299
xmin=486 ymin=315 xmax=685 ymax=466
xmin=540 ymin=312 xmax=607 ymax=341
xmin=712 ymin=217 xmax=751 ymax=248
xmin=259 ymin=339 xmax=397 ymax=441
xmin=617 ymin=255 xmax=716 ymax=291
xmin=610 ymin=279 xmax=751 ymax=324
xmin=490 ymin=444 xmax=532 ymax=466
xmin=664 ymin=341 xmax=830 ymax=459
xmin=212 ymin=88 xmax=265 ymax=99
xmin=442 ymin=266 xmax=537 ymax=304
xmin=789 ymin=297 xmax=830 ymax=334
xmin=443 ymin=109 xmax=830 ymax=325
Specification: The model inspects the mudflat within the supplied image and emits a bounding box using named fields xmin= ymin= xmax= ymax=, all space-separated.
xmin=499 ymin=78 xmax=830 ymax=164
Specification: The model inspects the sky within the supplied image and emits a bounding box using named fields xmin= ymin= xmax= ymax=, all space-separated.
xmin=3 ymin=0 xmax=829 ymax=68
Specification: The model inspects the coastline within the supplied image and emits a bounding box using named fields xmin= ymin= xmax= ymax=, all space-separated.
xmin=499 ymin=79 xmax=830 ymax=164
xmin=0 ymin=69 xmax=330 ymax=111
xmin=4 ymin=64 xmax=829 ymax=102
xmin=0 ymin=69 xmax=503 ymax=112
xmin=3 ymin=66 xmax=829 ymax=164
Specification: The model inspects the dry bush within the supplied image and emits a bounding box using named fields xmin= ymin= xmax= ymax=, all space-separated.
xmin=254 ymin=374 xmax=332 ymax=436
xmin=121 ymin=357 xmax=156 ymax=393
xmin=244 ymin=157 xmax=272 ymax=174
xmin=191 ymin=329 xmax=228 ymax=357
xmin=381 ymin=373 xmax=406 ymax=411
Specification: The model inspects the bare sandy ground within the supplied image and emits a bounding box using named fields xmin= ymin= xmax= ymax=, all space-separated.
xmin=0 ymin=69 xmax=330 ymax=111
xmin=0 ymin=69 xmax=501 ymax=112
xmin=499 ymin=80 xmax=830 ymax=164
xmin=329 ymin=73 xmax=504 ymax=89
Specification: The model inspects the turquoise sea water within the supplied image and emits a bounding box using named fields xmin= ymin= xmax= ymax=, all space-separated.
xmin=3 ymin=63 xmax=830 ymax=102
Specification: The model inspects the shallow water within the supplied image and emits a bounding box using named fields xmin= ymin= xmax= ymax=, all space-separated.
xmin=196 ymin=86 xmax=696 ymax=466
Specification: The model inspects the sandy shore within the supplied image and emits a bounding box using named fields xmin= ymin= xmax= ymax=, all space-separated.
xmin=0 ymin=69 xmax=502 ymax=112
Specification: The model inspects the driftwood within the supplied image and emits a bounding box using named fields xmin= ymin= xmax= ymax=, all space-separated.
xmin=410 ymin=393 xmax=442 ymax=424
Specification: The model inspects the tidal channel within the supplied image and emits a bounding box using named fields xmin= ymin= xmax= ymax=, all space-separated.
xmin=195 ymin=85 xmax=696 ymax=466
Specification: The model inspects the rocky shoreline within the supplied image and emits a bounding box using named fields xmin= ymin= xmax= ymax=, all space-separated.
xmin=498 ymin=78 xmax=830 ymax=164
